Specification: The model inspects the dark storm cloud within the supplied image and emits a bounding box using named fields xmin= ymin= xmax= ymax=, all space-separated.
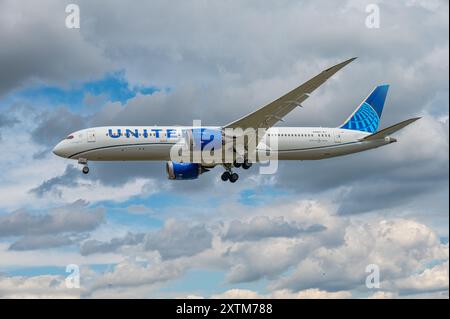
xmin=0 ymin=200 xmax=104 ymax=237
xmin=0 ymin=0 xmax=111 ymax=96
xmin=223 ymin=216 xmax=326 ymax=242
xmin=31 ymin=107 xmax=86 ymax=148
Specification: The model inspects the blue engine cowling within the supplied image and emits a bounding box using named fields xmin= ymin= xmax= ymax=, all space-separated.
xmin=166 ymin=161 xmax=204 ymax=180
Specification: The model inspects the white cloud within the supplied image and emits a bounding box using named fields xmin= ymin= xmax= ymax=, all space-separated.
xmin=211 ymin=288 xmax=352 ymax=299
xmin=0 ymin=275 xmax=79 ymax=299
xmin=395 ymin=261 xmax=449 ymax=295
xmin=84 ymin=257 xmax=186 ymax=297
xmin=0 ymin=243 xmax=122 ymax=268
xmin=271 ymin=217 xmax=448 ymax=293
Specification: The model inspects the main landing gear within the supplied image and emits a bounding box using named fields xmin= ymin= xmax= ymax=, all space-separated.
xmin=78 ymin=158 xmax=89 ymax=174
xmin=220 ymin=160 xmax=252 ymax=183
xmin=234 ymin=159 xmax=252 ymax=170
xmin=221 ymin=170 xmax=239 ymax=183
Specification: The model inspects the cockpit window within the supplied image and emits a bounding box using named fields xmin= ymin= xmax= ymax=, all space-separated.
xmin=66 ymin=135 xmax=74 ymax=140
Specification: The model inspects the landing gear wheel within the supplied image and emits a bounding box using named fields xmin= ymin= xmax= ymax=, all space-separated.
xmin=242 ymin=160 xmax=252 ymax=170
xmin=229 ymin=173 xmax=239 ymax=183
xmin=82 ymin=166 xmax=89 ymax=174
xmin=221 ymin=171 xmax=230 ymax=181
xmin=233 ymin=161 xmax=241 ymax=168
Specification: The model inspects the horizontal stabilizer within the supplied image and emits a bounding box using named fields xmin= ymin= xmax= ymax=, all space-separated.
xmin=362 ymin=117 xmax=421 ymax=141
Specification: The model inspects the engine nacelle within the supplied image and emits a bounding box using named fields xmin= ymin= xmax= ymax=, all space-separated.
xmin=166 ymin=161 xmax=205 ymax=180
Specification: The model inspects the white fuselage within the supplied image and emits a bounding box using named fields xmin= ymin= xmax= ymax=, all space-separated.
xmin=52 ymin=126 xmax=393 ymax=162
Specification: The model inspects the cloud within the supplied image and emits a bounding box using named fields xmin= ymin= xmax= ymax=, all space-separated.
xmin=271 ymin=115 xmax=449 ymax=215
xmin=2 ymin=199 xmax=445 ymax=298
xmin=222 ymin=216 xmax=326 ymax=242
xmin=211 ymin=289 xmax=261 ymax=299
xmin=143 ymin=220 xmax=213 ymax=260
xmin=29 ymin=163 xmax=157 ymax=203
xmin=0 ymin=113 xmax=18 ymax=140
xmin=270 ymin=218 xmax=448 ymax=293
xmin=0 ymin=0 xmax=111 ymax=96
xmin=395 ymin=261 xmax=449 ymax=295
xmin=85 ymin=258 xmax=185 ymax=297
xmin=0 ymin=199 xmax=104 ymax=240
xmin=30 ymin=165 xmax=81 ymax=197
xmin=8 ymin=234 xmax=85 ymax=251
xmin=211 ymin=288 xmax=352 ymax=299
xmin=80 ymin=232 xmax=144 ymax=256
xmin=0 ymin=0 xmax=447 ymax=299
xmin=80 ymin=219 xmax=213 ymax=260
xmin=0 ymin=114 xmax=18 ymax=127
xmin=30 ymin=107 xmax=86 ymax=149
xmin=0 ymin=275 xmax=79 ymax=299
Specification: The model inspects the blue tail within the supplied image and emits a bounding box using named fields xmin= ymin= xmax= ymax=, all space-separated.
xmin=340 ymin=85 xmax=389 ymax=133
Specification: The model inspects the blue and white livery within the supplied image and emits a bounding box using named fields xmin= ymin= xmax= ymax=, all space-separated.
xmin=53 ymin=58 xmax=420 ymax=183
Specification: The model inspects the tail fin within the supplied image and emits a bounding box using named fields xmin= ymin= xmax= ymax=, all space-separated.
xmin=340 ymin=85 xmax=389 ymax=133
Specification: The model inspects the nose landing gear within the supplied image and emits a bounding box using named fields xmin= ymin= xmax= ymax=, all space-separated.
xmin=78 ymin=158 xmax=89 ymax=174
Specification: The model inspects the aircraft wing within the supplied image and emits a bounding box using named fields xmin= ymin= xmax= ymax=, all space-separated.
xmin=224 ymin=57 xmax=357 ymax=131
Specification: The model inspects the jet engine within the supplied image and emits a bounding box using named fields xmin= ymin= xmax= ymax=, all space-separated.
xmin=166 ymin=161 xmax=209 ymax=180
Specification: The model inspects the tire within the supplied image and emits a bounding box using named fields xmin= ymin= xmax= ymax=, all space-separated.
xmin=221 ymin=171 xmax=230 ymax=181
xmin=242 ymin=161 xmax=252 ymax=169
xmin=229 ymin=173 xmax=239 ymax=183
xmin=82 ymin=166 xmax=89 ymax=174
xmin=233 ymin=161 xmax=241 ymax=168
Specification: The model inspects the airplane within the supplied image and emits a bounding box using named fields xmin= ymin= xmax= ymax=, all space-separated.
xmin=52 ymin=57 xmax=420 ymax=183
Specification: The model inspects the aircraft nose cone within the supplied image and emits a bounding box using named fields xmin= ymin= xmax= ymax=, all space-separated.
xmin=52 ymin=142 xmax=65 ymax=157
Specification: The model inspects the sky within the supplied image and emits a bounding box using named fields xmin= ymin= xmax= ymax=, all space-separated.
xmin=0 ymin=0 xmax=448 ymax=298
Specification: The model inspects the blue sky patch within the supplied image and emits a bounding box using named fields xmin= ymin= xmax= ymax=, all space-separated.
xmin=16 ymin=71 xmax=160 ymax=109
xmin=239 ymin=187 xmax=289 ymax=206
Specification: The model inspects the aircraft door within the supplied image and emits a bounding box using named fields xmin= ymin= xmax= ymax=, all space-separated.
xmin=87 ymin=130 xmax=96 ymax=143
xmin=334 ymin=130 xmax=342 ymax=143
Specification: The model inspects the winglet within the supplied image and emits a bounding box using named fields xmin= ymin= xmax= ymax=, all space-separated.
xmin=324 ymin=57 xmax=357 ymax=74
